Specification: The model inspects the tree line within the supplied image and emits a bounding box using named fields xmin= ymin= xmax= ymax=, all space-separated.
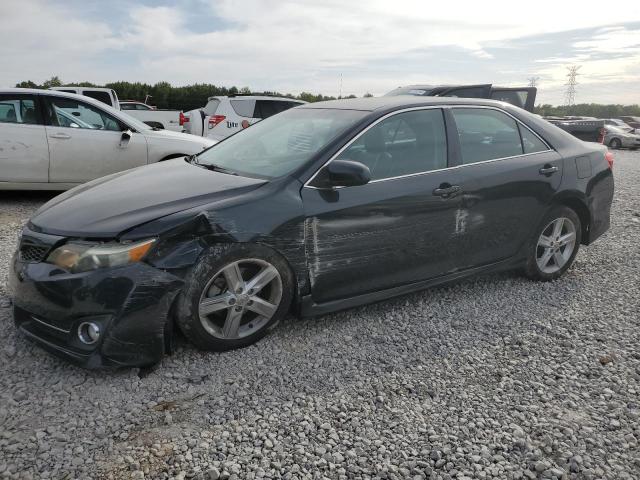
xmin=15 ymin=76 xmax=360 ymax=111
xmin=15 ymin=77 xmax=639 ymax=117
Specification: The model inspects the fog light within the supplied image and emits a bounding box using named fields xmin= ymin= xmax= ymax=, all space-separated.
xmin=78 ymin=322 xmax=101 ymax=344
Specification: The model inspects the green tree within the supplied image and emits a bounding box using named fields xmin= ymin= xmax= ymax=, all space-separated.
xmin=42 ymin=76 xmax=63 ymax=88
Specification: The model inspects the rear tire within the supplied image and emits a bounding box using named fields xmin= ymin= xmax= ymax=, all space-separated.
xmin=524 ymin=206 xmax=581 ymax=281
xmin=609 ymin=138 xmax=622 ymax=149
xmin=176 ymin=244 xmax=294 ymax=351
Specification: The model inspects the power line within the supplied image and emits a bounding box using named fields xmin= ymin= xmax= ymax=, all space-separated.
xmin=564 ymin=66 xmax=581 ymax=107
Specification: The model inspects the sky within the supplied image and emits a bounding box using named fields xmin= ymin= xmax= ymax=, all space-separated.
xmin=1 ymin=0 xmax=639 ymax=105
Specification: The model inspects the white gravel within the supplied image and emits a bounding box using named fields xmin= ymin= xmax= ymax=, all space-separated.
xmin=1 ymin=151 xmax=639 ymax=480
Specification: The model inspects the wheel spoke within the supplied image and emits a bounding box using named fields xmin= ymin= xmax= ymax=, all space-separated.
xmin=222 ymin=308 xmax=244 ymax=338
xmin=552 ymin=218 xmax=564 ymax=238
xmin=246 ymin=265 xmax=279 ymax=294
xmin=553 ymin=251 xmax=565 ymax=268
xmin=199 ymin=293 xmax=234 ymax=316
xmin=558 ymin=231 xmax=575 ymax=246
xmin=538 ymin=235 xmax=553 ymax=248
xmin=538 ymin=248 xmax=553 ymax=268
xmin=247 ymin=296 xmax=278 ymax=318
xmin=223 ymin=262 xmax=245 ymax=293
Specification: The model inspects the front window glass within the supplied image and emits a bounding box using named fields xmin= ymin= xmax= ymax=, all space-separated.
xmin=336 ymin=109 xmax=447 ymax=180
xmin=48 ymin=97 xmax=122 ymax=131
xmin=196 ymin=108 xmax=366 ymax=178
xmin=452 ymin=108 xmax=523 ymax=163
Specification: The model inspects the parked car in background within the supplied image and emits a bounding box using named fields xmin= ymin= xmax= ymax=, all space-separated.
xmin=603 ymin=118 xmax=635 ymax=132
xmin=50 ymin=87 xmax=183 ymax=132
xmin=384 ymin=84 xmax=537 ymax=112
xmin=0 ymin=89 xmax=214 ymax=190
xmin=9 ymin=96 xmax=614 ymax=367
xmin=544 ymin=116 xmax=605 ymax=143
xmin=182 ymin=95 xmax=306 ymax=140
xmin=603 ymin=125 xmax=640 ymax=149
xmin=617 ymin=116 xmax=640 ymax=130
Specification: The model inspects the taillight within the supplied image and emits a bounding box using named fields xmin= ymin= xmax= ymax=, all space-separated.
xmin=597 ymin=127 xmax=605 ymax=144
xmin=605 ymin=151 xmax=614 ymax=169
xmin=179 ymin=112 xmax=188 ymax=126
xmin=208 ymin=115 xmax=226 ymax=129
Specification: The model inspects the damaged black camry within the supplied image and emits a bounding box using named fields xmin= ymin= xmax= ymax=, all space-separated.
xmin=9 ymin=97 xmax=614 ymax=368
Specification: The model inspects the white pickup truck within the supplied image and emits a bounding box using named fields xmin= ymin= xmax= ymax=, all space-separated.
xmin=50 ymin=87 xmax=183 ymax=132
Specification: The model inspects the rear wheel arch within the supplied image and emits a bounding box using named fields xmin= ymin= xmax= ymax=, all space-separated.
xmin=552 ymin=196 xmax=591 ymax=245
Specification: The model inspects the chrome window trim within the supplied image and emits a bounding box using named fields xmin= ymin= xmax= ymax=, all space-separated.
xmin=303 ymin=104 xmax=554 ymax=190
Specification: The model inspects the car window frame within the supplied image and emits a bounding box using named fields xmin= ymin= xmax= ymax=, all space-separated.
xmin=41 ymin=94 xmax=126 ymax=132
xmin=305 ymin=106 xmax=452 ymax=189
xmin=0 ymin=93 xmax=44 ymax=126
xmin=304 ymin=105 xmax=553 ymax=190
xmin=446 ymin=105 xmax=552 ymax=168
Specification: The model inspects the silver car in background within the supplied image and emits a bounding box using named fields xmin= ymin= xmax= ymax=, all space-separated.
xmin=604 ymin=125 xmax=640 ymax=149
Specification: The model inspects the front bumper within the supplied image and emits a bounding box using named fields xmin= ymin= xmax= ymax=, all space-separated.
xmin=9 ymin=251 xmax=184 ymax=368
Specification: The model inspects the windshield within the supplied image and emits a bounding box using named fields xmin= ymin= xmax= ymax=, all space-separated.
xmin=196 ymin=108 xmax=366 ymax=178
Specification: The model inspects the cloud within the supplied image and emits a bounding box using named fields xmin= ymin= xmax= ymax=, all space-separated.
xmin=0 ymin=0 xmax=639 ymax=104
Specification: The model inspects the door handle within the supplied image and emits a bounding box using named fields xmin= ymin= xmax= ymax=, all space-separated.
xmin=539 ymin=165 xmax=558 ymax=175
xmin=49 ymin=133 xmax=71 ymax=140
xmin=433 ymin=184 xmax=461 ymax=198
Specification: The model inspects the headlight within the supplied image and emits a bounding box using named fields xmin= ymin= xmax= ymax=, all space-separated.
xmin=47 ymin=238 xmax=156 ymax=273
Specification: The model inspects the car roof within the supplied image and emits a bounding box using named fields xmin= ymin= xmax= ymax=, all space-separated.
xmin=299 ymin=96 xmax=516 ymax=111
xmin=208 ymin=95 xmax=306 ymax=102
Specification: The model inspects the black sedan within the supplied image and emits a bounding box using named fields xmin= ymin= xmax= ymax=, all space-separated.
xmin=9 ymin=97 xmax=614 ymax=368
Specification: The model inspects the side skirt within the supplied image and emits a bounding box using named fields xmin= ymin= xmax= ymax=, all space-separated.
xmin=299 ymin=256 xmax=523 ymax=317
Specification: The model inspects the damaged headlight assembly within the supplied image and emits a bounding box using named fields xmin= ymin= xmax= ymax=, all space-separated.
xmin=46 ymin=238 xmax=156 ymax=273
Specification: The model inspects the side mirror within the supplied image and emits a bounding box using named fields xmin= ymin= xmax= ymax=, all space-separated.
xmin=322 ymin=160 xmax=371 ymax=188
xmin=119 ymin=129 xmax=133 ymax=148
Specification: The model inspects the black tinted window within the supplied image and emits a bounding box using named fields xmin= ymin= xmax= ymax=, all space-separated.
xmin=452 ymin=108 xmax=523 ymax=164
xmin=254 ymin=100 xmax=298 ymax=119
xmin=337 ymin=109 xmax=447 ymax=180
xmin=490 ymin=90 xmax=529 ymax=109
xmin=519 ymin=124 xmax=548 ymax=153
xmin=0 ymin=94 xmax=39 ymax=125
xmin=443 ymin=87 xmax=488 ymax=98
xmin=82 ymin=91 xmax=113 ymax=106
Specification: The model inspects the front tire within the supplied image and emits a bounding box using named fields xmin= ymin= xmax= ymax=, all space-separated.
xmin=609 ymin=138 xmax=622 ymax=149
xmin=524 ymin=206 xmax=581 ymax=281
xmin=176 ymin=244 xmax=294 ymax=351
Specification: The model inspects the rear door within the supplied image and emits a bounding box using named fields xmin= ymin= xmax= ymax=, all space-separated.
xmin=490 ymin=87 xmax=537 ymax=112
xmin=446 ymin=106 xmax=562 ymax=269
xmin=43 ymin=95 xmax=148 ymax=183
xmin=0 ymin=93 xmax=49 ymax=183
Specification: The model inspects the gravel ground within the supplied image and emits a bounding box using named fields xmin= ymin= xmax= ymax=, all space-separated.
xmin=0 ymin=151 xmax=639 ymax=480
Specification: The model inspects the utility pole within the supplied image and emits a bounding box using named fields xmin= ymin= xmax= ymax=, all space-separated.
xmin=564 ymin=66 xmax=581 ymax=108
xmin=528 ymin=76 xmax=540 ymax=88
xmin=339 ymin=74 xmax=343 ymax=99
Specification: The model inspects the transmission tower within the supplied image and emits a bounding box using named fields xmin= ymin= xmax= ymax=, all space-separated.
xmin=564 ymin=66 xmax=581 ymax=107
xmin=528 ymin=76 xmax=540 ymax=88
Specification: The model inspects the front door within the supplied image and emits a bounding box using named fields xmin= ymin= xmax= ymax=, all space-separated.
xmin=302 ymin=108 xmax=465 ymax=304
xmin=0 ymin=93 xmax=49 ymax=183
xmin=43 ymin=95 xmax=147 ymax=183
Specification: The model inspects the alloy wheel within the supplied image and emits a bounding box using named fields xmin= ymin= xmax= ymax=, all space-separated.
xmin=198 ymin=259 xmax=283 ymax=339
xmin=536 ymin=217 xmax=577 ymax=274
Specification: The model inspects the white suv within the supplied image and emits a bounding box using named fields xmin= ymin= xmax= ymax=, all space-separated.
xmin=183 ymin=95 xmax=306 ymax=140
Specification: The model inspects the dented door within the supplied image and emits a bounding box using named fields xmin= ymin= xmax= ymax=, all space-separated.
xmin=301 ymin=171 xmax=466 ymax=304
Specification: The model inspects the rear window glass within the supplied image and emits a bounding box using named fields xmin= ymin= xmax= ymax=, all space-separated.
xmin=452 ymin=108 xmax=524 ymax=163
xmin=82 ymin=91 xmax=113 ymax=106
xmin=230 ymin=99 xmax=255 ymax=118
xmin=254 ymin=100 xmax=300 ymax=119
xmin=203 ymin=99 xmax=220 ymax=115
xmin=519 ymin=125 xmax=548 ymax=154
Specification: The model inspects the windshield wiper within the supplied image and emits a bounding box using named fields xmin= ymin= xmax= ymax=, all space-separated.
xmin=186 ymin=155 xmax=238 ymax=175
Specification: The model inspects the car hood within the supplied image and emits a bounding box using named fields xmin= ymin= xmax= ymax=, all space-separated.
xmin=30 ymin=159 xmax=267 ymax=238
xmin=142 ymin=128 xmax=215 ymax=147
